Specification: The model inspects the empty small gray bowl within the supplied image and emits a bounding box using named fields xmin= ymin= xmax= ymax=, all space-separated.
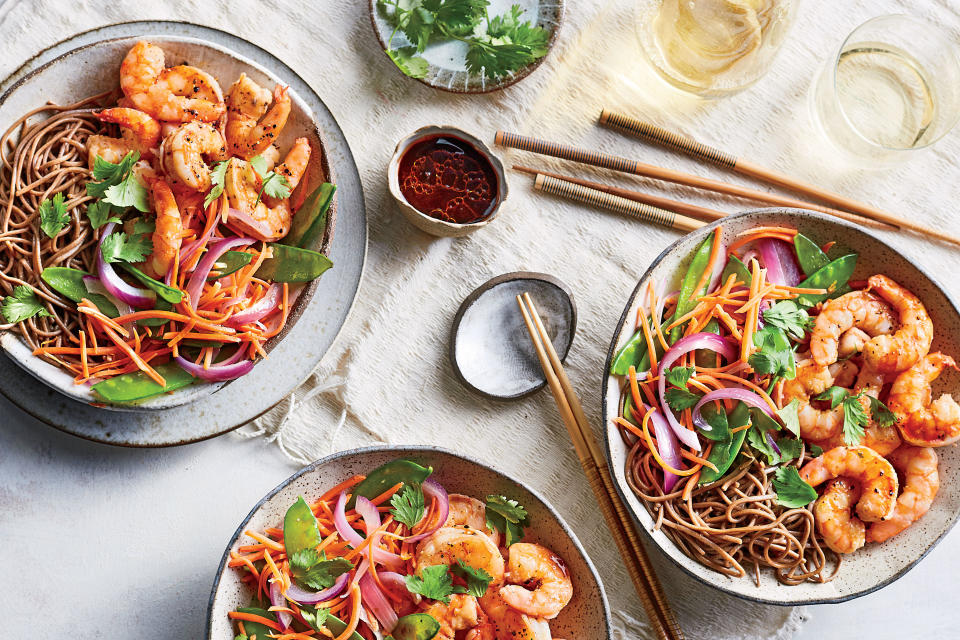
xmin=450 ymin=272 xmax=576 ymax=400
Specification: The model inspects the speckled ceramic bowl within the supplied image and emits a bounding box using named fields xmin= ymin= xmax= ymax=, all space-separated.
xmin=602 ymin=208 xmax=960 ymax=605
xmin=0 ymin=33 xmax=335 ymax=411
xmin=388 ymin=125 xmax=508 ymax=237
xmin=207 ymin=446 xmax=611 ymax=638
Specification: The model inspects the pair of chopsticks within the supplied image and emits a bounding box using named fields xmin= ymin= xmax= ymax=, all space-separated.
xmin=515 ymin=292 xmax=684 ymax=640
xmin=494 ymin=109 xmax=960 ymax=247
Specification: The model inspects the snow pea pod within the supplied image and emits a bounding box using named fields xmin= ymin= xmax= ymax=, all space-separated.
xmin=720 ymin=255 xmax=751 ymax=286
xmin=697 ymin=401 xmax=732 ymax=442
xmin=208 ymin=250 xmax=252 ymax=280
xmin=319 ymin=613 xmax=366 ymax=640
xmin=235 ymin=607 xmax=276 ymax=638
xmin=793 ymin=233 xmax=830 ymax=276
xmin=255 ymin=244 xmax=333 ymax=283
xmin=120 ymin=263 xmax=184 ymax=304
xmin=795 ymin=253 xmax=857 ymax=307
xmin=611 ymin=317 xmax=670 ymax=376
xmin=671 ymin=233 xmax=716 ymax=341
xmin=136 ymin=298 xmax=174 ymax=328
xmin=91 ymin=362 xmax=195 ymax=403
xmin=283 ymin=496 xmax=322 ymax=557
xmin=40 ymin=267 xmax=120 ymax=318
xmin=699 ymin=402 xmax=750 ymax=484
xmin=347 ymin=459 xmax=432 ymax=509
xmin=284 ymin=183 xmax=336 ymax=249
xmin=389 ymin=613 xmax=442 ymax=640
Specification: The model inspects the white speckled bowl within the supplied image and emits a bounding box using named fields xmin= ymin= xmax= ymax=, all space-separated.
xmin=207 ymin=446 xmax=611 ymax=638
xmin=0 ymin=33 xmax=334 ymax=411
xmin=602 ymin=208 xmax=960 ymax=605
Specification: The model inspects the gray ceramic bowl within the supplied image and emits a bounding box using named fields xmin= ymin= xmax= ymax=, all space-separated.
xmin=0 ymin=34 xmax=334 ymax=411
xmin=207 ymin=445 xmax=611 ymax=638
xmin=602 ymin=208 xmax=960 ymax=605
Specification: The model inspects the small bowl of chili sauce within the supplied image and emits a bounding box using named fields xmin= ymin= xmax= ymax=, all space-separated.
xmin=388 ymin=126 xmax=508 ymax=237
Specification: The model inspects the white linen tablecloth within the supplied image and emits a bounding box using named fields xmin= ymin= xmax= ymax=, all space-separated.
xmin=3 ymin=0 xmax=960 ymax=638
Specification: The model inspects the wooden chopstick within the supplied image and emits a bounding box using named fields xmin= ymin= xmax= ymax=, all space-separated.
xmin=598 ymin=109 xmax=960 ymax=247
xmin=533 ymin=173 xmax=706 ymax=232
xmin=516 ymin=292 xmax=685 ymax=640
xmin=514 ymin=164 xmax=726 ymax=222
xmin=495 ymin=131 xmax=897 ymax=233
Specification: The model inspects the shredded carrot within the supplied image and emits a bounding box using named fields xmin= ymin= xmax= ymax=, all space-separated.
xmin=333 ymin=584 xmax=361 ymax=640
xmin=682 ymin=470 xmax=701 ymax=501
xmin=99 ymin=323 xmax=166 ymax=386
xmin=318 ymin=475 xmax=365 ymax=503
xmin=78 ymin=330 xmax=89 ymax=381
xmin=735 ymin=226 xmax=799 ymax=237
xmin=640 ymin=408 xmax=700 ymax=476
xmin=637 ymin=309 xmax=658 ymax=372
xmin=228 ymin=611 xmax=282 ymax=632
xmin=690 ymin=226 xmax=722 ymax=297
xmin=726 ymin=231 xmax=795 ymax=256
xmin=246 ymin=530 xmax=285 ymax=553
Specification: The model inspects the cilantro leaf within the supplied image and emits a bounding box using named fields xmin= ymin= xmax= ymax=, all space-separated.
xmin=390 ymin=483 xmax=426 ymax=529
xmin=405 ymin=564 xmax=465 ymax=604
xmin=87 ymin=151 xmax=149 ymax=213
xmin=746 ymin=407 xmax=783 ymax=464
xmin=103 ymin=172 xmax=150 ymax=212
xmin=868 ymin=395 xmax=898 ymax=428
xmin=451 ymin=560 xmax=492 ymax=597
xmin=435 ymin=0 xmax=488 ymax=32
xmin=386 ymin=47 xmax=429 ymax=78
xmin=1 ymin=285 xmax=52 ymax=323
xmin=486 ymin=5 xmax=549 ymax=55
xmin=205 ymin=160 xmax=229 ymax=208
xmin=299 ymin=605 xmax=329 ymax=632
xmin=776 ymin=398 xmax=802 ymax=437
xmin=697 ymin=401 xmax=731 ymax=441
xmin=234 ymin=635 xmax=248 ymax=640
xmin=776 ymin=437 xmax=804 ymax=464
xmin=814 ymin=386 xmax=850 ymax=409
xmin=485 ymin=495 xmax=529 ymax=546
xmin=762 ymin=301 xmax=812 ymax=341
xmin=772 ymin=466 xmax=817 ymax=508
xmin=402 ymin=6 xmax=436 ymax=52
xmin=664 ymin=366 xmax=695 ymax=390
xmin=39 ymin=192 xmax=69 ymax=238
xmin=665 ymin=387 xmax=702 ymax=412
xmin=809 ymin=443 xmax=824 ymax=457
xmin=100 ymin=231 xmax=153 ymax=264
xmin=250 ymin=155 xmax=269 ymax=177
xmin=89 ymin=152 xmax=139 ymax=187
xmin=842 ymin=395 xmax=870 ymax=446
xmin=465 ymin=40 xmax=536 ymax=78
xmin=289 ymin=548 xmax=353 ymax=591
xmin=748 ymin=325 xmax=796 ymax=379
xmin=261 ymin=173 xmax=292 ymax=200
xmin=86 ymin=200 xmax=122 ymax=229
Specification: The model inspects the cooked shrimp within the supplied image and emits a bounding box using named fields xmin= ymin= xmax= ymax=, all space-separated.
xmin=471 ymin=592 xmax=552 ymax=640
xmin=223 ymin=137 xmax=310 ymax=241
xmin=415 ymin=527 xmax=505 ymax=586
xmin=420 ymin=594 xmax=479 ymax=640
xmin=86 ymin=135 xmax=132 ymax=169
xmin=147 ymin=178 xmax=183 ymax=279
xmin=838 ymin=327 xmax=871 ymax=359
xmin=829 ymin=359 xmax=859 ymax=389
xmin=159 ymin=122 xmax=226 ymax=192
xmin=225 ymin=74 xmax=291 ymax=159
xmin=781 ymin=359 xmax=843 ymax=441
xmin=888 ymin=353 xmax=960 ymax=447
xmin=813 ymin=478 xmax=865 ymax=554
xmin=867 ymin=446 xmax=939 ymax=543
xmin=809 ymin=368 xmax=901 ymax=455
xmin=120 ymin=41 xmax=225 ymax=122
xmin=445 ymin=494 xmax=501 ymax=547
xmin=800 ymin=446 xmax=898 ymax=522
xmin=861 ymin=275 xmax=934 ymax=374
xmin=96 ymin=107 xmax=161 ymax=156
xmin=498 ymin=543 xmax=572 ymax=620
xmin=810 ymin=291 xmax=897 ymax=367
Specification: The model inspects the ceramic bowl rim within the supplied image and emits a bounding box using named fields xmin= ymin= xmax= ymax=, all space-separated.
xmin=205 ymin=444 xmax=612 ymax=638
xmin=601 ymin=207 xmax=960 ymax=606
xmin=449 ymin=271 xmax=577 ymax=400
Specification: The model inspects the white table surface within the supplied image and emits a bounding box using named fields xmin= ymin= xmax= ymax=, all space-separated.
xmin=2 ymin=394 xmax=958 ymax=638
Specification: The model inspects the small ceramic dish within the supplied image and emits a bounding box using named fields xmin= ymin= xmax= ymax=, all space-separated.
xmin=388 ymin=125 xmax=508 ymax=237
xmin=450 ymin=272 xmax=576 ymax=400
xmin=207 ymin=445 xmax=611 ymax=638
xmin=602 ymin=208 xmax=960 ymax=605
xmin=368 ymin=0 xmax=565 ymax=94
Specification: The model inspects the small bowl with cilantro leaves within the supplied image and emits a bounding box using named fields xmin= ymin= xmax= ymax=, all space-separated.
xmin=602 ymin=207 xmax=960 ymax=605
xmin=208 ymin=445 xmax=610 ymax=639
xmin=369 ymin=0 xmax=564 ymax=93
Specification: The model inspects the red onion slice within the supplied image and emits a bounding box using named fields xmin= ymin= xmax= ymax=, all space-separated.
xmin=225 ymin=283 xmax=283 ymax=328
xmin=335 ymin=493 xmax=405 ymax=571
xmin=174 ymin=355 xmax=254 ymax=382
xmin=185 ymin=236 xmax=255 ymax=308
xmin=284 ymin=572 xmax=350 ymax=605
xmin=647 ymin=406 xmax=684 ymax=493
xmin=359 ymin=572 xmax=399 ymax=633
xmin=96 ymin=223 xmax=156 ymax=309
xmin=270 ymin=579 xmax=293 ymax=631
xmin=401 ymin=479 xmax=449 ymax=544
xmin=691 ymin=388 xmax=775 ymax=431
xmin=658 ymin=333 xmax=738 ymax=451
xmin=757 ymin=238 xmax=801 ymax=287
